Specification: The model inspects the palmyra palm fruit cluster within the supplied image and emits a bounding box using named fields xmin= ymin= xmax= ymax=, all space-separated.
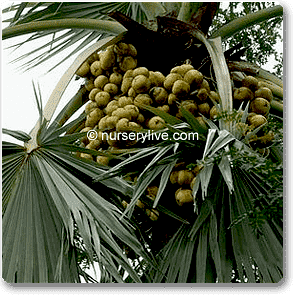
xmin=75 ymin=40 xmax=275 ymax=218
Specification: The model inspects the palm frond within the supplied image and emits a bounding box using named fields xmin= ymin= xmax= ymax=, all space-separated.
xmin=143 ymin=164 xmax=283 ymax=283
xmin=38 ymin=154 xmax=147 ymax=282
xmin=92 ymin=138 xmax=193 ymax=225
xmin=3 ymin=137 xmax=155 ymax=282
xmin=19 ymin=30 xmax=107 ymax=73
xmin=2 ymin=89 xmax=158 ymax=283
xmin=2 ymin=2 xmax=159 ymax=72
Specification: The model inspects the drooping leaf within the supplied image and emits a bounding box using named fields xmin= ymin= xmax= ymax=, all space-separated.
xmin=153 ymin=158 xmax=178 ymax=208
xmin=122 ymin=164 xmax=167 ymax=219
xmin=94 ymin=145 xmax=161 ymax=182
xmin=189 ymin=200 xmax=212 ymax=240
xmin=137 ymin=144 xmax=174 ymax=182
xmin=199 ymin=163 xmax=214 ymax=200
xmin=218 ymin=154 xmax=234 ymax=194
xmin=2 ymin=128 xmax=31 ymax=142
xmin=205 ymin=130 xmax=236 ymax=158
xmin=202 ymin=129 xmax=217 ymax=158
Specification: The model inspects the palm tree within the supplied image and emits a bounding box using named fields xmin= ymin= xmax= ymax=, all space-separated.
xmin=2 ymin=2 xmax=284 ymax=283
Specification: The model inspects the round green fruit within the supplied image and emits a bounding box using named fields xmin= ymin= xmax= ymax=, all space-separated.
xmin=233 ymin=87 xmax=254 ymax=102
xmin=249 ymin=98 xmax=270 ymax=116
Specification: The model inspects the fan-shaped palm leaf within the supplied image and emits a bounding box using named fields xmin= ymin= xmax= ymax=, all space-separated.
xmin=2 ymin=76 xmax=156 ymax=283
xmin=2 ymin=132 xmax=156 ymax=283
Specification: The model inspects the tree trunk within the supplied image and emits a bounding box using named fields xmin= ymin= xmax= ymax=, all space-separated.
xmin=190 ymin=2 xmax=220 ymax=35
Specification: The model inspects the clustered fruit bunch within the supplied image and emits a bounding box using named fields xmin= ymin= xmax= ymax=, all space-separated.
xmin=76 ymin=41 xmax=220 ymax=160
xmin=169 ymin=163 xmax=202 ymax=207
xmin=75 ymin=40 xmax=276 ymax=218
xmin=233 ymin=75 xmax=275 ymax=149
